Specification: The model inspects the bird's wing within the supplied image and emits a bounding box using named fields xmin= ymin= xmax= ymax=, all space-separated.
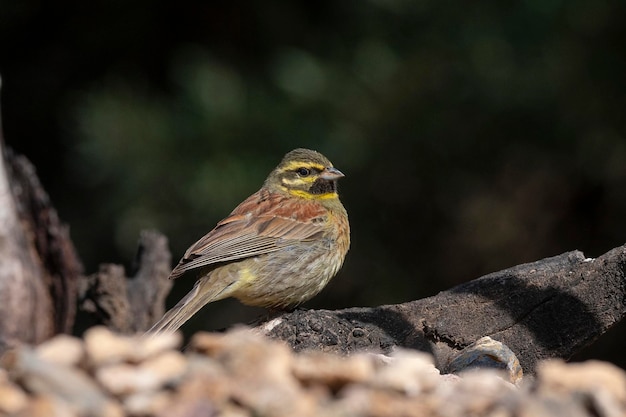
xmin=169 ymin=189 xmax=328 ymax=279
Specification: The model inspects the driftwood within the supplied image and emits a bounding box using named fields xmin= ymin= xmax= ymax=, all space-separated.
xmin=0 ymin=92 xmax=625 ymax=373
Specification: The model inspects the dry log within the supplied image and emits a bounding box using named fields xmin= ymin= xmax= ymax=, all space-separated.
xmin=259 ymin=245 xmax=626 ymax=373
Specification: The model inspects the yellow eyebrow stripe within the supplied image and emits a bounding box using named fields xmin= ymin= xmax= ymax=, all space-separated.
xmin=278 ymin=161 xmax=327 ymax=172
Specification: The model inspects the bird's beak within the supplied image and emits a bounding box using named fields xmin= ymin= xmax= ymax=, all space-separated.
xmin=320 ymin=167 xmax=345 ymax=180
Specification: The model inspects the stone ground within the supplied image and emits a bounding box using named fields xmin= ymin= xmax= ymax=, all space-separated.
xmin=0 ymin=326 xmax=624 ymax=417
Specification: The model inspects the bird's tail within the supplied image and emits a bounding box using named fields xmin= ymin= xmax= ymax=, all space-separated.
xmin=147 ymin=275 xmax=234 ymax=336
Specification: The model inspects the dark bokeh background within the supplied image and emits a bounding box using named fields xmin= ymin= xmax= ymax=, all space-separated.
xmin=1 ymin=1 xmax=625 ymax=366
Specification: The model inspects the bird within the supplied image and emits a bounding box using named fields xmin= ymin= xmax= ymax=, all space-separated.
xmin=148 ymin=148 xmax=350 ymax=335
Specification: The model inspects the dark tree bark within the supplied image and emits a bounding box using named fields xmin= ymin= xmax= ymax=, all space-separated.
xmin=259 ymin=246 xmax=626 ymax=373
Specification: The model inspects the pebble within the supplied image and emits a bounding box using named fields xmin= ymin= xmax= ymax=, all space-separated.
xmin=0 ymin=326 xmax=624 ymax=417
xmin=85 ymin=327 xmax=181 ymax=366
xmin=35 ymin=335 xmax=84 ymax=368
xmin=370 ymin=348 xmax=440 ymax=395
xmin=95 ymin=352 xmax=186 ymax=396
xmin=445 ymin=336 xmax=523 ymax=385
xmin=293 ymin=351 xmax=375 ymax=391
xmin=0 ymin=371 xmax=28 ymax=414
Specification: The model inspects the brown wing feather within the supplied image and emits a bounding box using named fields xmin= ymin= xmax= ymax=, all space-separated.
xmin=169 ymin=189 xmax=327 ymax=279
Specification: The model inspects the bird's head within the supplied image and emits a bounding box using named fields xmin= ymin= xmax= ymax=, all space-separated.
xmin=265 ymin=148 xmax=345 ymax=202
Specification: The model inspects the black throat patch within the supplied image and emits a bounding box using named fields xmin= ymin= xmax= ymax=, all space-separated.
xmin=309 ymin=178 xmax=337 ymax=195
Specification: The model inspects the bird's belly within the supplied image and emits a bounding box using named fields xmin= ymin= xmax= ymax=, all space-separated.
xmin=232 ymin=240 xmax=344 ymax=308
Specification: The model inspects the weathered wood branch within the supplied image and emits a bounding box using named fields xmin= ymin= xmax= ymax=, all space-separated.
xmin=76 ymin=230 xmax=172 ymax=334
xmin=259 ymin=246 xmax=626 ymax=373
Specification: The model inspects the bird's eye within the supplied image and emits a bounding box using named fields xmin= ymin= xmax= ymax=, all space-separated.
xmin=296 ymin=167 xmax=311 ymax=177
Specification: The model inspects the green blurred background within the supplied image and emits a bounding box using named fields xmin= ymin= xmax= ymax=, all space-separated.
xmin=1 ymin=0 xmax=625 ymax=366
